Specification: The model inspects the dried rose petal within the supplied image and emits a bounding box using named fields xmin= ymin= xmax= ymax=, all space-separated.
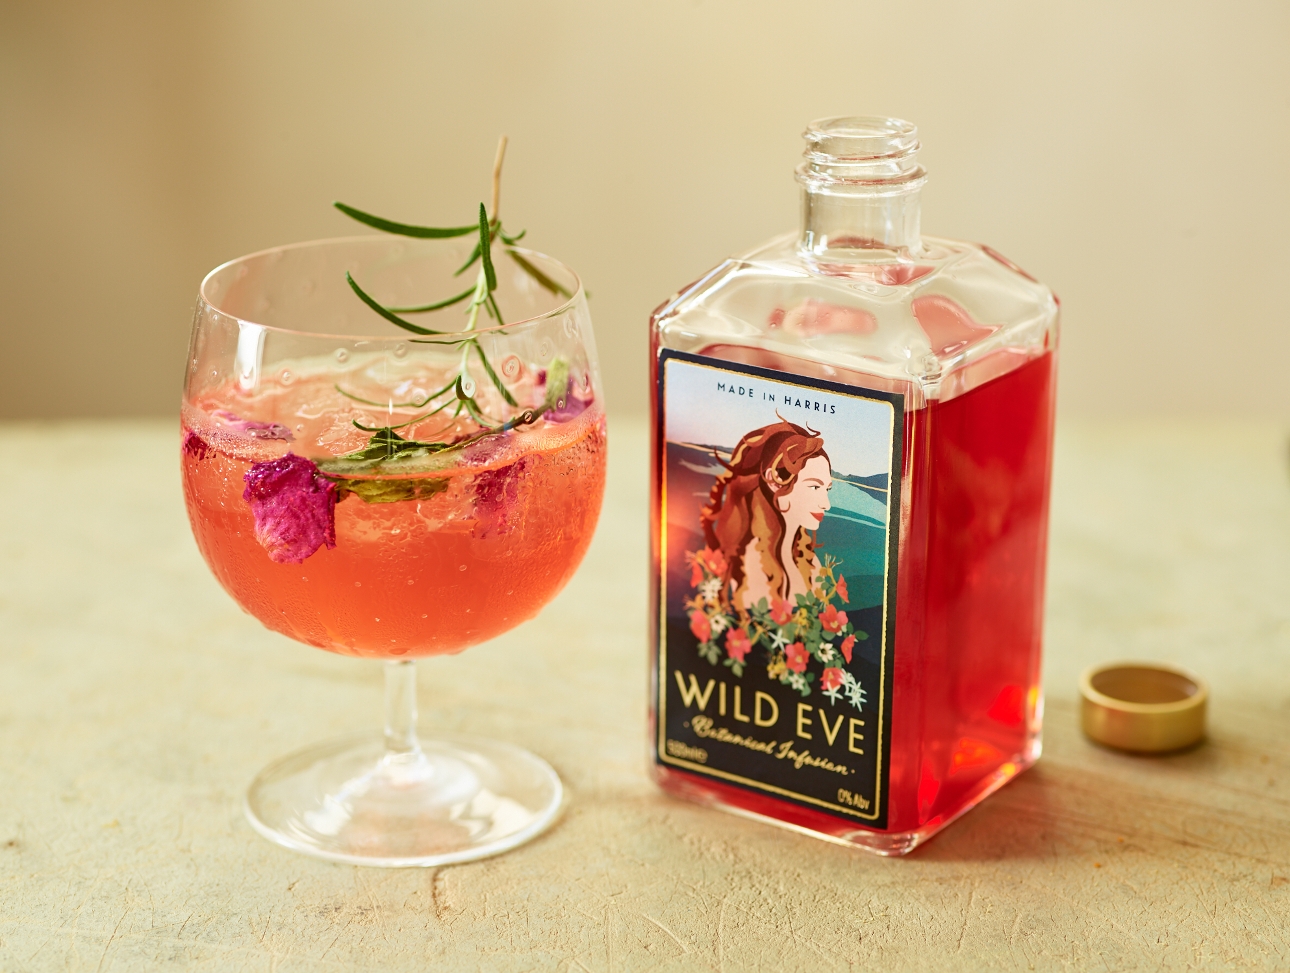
xmin=242 ymin=453 xmax=337 ymax=564
xmin=182 ymin=431 xmax=211 ymax=460
xmin=213 ymin=409 xmax=294 ymax=441
xmin=473 ymin=455 xmax=533 ymax=536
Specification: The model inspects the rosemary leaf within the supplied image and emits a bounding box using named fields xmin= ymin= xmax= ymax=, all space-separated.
xmin=408 ymin=335 xmax=476 ymax=346
xmin=478 ymin=203 xmax=498 ymax=293
xmin=352 ymin=407 xmax=443 ymax=433
xmin=454 ymin=375 xmax=492 ymax=427
xmin=472 ymin=339 xmax=519 ymax=406
xmin=508 ymin=249 xmax=573 ymax=299
xmin=454 ymin=374 xmax=481 ymax=409
xmin=388 ymin=285 xmax=476 ymax=313
xmin=497 ymin=408 xmax=540 ymax=434
xmin=453 ymin=241 xmax=482 ymax=277
xmin=334 ymin=378 xmax=459 ymax=410
xmin=486 ymin=291 xmax=506 ymax=326
xmin=331 ymin=475 xmax=449 ymax=504
xmin=328 ymin=427 xmax=448 ymax=464
xmin=345 ymin=273 xmax=445 ymax=336
xmin=333 ymin=202 xmax=476 ymax=238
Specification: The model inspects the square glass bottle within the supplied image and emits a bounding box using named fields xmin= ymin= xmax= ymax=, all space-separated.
xmin=648 ymin=117 xmax=1058 ymax=855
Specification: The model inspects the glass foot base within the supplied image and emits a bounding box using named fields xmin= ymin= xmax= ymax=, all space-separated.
xmin=244 ymin=734 xmax=563 ymax=867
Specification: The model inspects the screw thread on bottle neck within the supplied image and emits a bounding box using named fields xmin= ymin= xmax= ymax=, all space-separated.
xmin=797 ymin=116 xmax=926 ymax=260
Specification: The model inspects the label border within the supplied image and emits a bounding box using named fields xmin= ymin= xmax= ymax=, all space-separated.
xmin=654 ymin=348 xmax=904 ymax=827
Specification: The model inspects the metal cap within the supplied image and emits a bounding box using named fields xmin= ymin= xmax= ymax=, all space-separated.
xmin=1079 ymin=661 xmax=1208 ymax=753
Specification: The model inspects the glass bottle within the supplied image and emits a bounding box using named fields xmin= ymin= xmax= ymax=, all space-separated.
xmin=648 ymin=116 xmax=1058 ymax=855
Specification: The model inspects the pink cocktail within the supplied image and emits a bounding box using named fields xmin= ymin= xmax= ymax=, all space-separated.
xmin=182 ymin=235 xmax=605 ymax=865
xmin=184 ymin=379 xmax=605 ymax=657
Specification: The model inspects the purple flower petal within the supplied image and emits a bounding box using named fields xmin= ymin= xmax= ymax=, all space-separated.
xmin=243 ymin=454 xmax=337 ymax=564
xmin=182 ymin=431 xmax=211 ymax=459
xmin=473 ymin=456 xmax=533 ymax=536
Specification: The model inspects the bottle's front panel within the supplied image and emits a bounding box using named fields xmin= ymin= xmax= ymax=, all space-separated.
xmin=653 ymin=350 xmax=904 ymax=829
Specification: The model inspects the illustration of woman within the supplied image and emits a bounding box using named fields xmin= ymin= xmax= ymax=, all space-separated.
xmin=700 ymin=419 xmax=833 ymax=613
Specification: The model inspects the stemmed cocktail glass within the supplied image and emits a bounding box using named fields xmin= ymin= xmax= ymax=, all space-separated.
xmin=181 ymin=234 xmax=605 ymax=866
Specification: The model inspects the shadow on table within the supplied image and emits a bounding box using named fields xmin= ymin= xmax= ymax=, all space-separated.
xmin=911 ymin=729 xmax=1243 ymax=863
xmin=910 ymin=764 xmax=1076 ymax=863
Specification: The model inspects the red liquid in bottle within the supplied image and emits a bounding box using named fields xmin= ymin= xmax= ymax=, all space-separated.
xmin=650 ymin=348 xmax=1055 ymax=852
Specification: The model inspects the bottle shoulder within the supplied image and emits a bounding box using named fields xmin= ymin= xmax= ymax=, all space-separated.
xmin=652 ymin=232 xmax=1059 ymax=404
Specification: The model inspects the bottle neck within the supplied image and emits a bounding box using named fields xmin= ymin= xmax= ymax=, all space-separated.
xmin=796 ymin=116 xmax=926 ymax=260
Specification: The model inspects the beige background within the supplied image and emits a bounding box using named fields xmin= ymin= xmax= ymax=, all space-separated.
xmin=2 ymin=0 xmax=1287 ymax=421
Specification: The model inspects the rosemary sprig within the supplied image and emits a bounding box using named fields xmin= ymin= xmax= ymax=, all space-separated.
xmin=507 ymin=249 xmax=572 ymax=300
xmin=472 ymin=339 xmax=518 ymax=407
xmin=319 ymin=406 xmax=542 ymax=473
xmin=331 ymin=202 xmax=476 ymax=239
xmin=345 ymin=272 xmax=448 ymax=336
xmin=332 ymin=135 xmax=559 ymax=458
xmin=387 ymin=285 xmax=476 ymax=314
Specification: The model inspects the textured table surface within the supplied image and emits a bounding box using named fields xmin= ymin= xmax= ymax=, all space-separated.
xmin=2 ymin=417 xmax=1289 ymax=971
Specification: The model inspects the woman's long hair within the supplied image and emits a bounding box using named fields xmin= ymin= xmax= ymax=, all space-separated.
xmin=700 ymin=419 xmax=828 ymax=611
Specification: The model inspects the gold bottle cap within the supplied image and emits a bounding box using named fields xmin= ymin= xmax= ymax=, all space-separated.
xmin=1079 ymin=661 xmax=1208 ymax=753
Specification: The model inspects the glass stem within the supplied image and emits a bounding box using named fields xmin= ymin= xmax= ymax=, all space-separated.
xmin=384 ymin=660 xmax=422 ymax=757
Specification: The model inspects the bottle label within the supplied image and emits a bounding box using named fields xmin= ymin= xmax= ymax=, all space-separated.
xmin=654 ymin=350 xmax=903 ymax=828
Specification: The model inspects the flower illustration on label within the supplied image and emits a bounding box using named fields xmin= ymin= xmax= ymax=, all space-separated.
xmin=689 ymin=611 xmax=712 ymax=643
xmin=839 ymin=634 xmax=856 ymax=664
xmin=820 ymin=667 xmax=845 ymax=693
xmin=785 ymin=642 xmax=809 ymax=673
xmin=725 ymin=627 xmax=752 ymax=665
xmin=820 ymin=604 xmax=848 ymax=634
xmin=682 ymin=419 xmax=870 ymax=711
